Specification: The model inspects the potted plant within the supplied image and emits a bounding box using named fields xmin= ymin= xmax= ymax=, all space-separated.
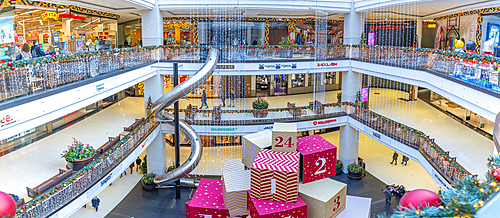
xmin=347 ymin=163 xmax=363 ymax=179
xmin=336 ymin=159 xmax=343 ymax=175
xmin=252 ymin=97 xmax=269 ymax=118
xmin=139 ymin=156 xmax=147 ymax=174
xmin=61 ymin=138 xmax=96 ymax=171
xmin=141 ymin=173 xmax=157 ymax=191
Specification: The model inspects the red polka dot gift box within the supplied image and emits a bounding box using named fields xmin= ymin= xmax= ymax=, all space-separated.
xmin=297 ymin=135 xmax=337 ymax=184
xmin=247 ymin=190 xmax=307 ymax=218
xmin=185 ymin=179 xmax=230 ymax=218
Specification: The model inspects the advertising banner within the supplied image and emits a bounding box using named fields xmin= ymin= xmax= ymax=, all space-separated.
xmin=0 ymin=17 xmax=14 ymax=44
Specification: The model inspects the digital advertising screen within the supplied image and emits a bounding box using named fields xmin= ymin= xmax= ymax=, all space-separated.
xmin=0 ymin=17 xmax=14 ymax=44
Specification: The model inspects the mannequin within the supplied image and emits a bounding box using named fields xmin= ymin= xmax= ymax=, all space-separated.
xmin=465 ymin=41 xmax=477 ymax=55
xmin=482 ymin=38 xmax=495 ymax=56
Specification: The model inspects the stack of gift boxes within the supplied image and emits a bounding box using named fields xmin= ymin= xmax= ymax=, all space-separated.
xmin=186 ymin=122 xmax=348 ymax=218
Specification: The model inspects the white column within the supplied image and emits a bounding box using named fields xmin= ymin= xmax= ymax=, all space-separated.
xmin=61 ymin=19 xmax=71 ymax=41
xmin=416 ymin=18 xmax=423 ymax=48
xmin=251 ymin=75 xmax=256 ymax=96
xmin=339 ymin=125 xmax=359 ymax=173
xmin=341 ymin=70 xmax=361 ymax=102
xmin=304 ymin=73 xmax=309 ymax=87
xmin=141 ymin=0 xmax=163 ymax=46
xmin=343 ymin=6 xmax=362 ymax=45
xmin=144 ymin=73 xmax=164 ymax=117
xmin=413 ymin=85 xmax=419 ymax=100
xmin=147 ymin=132 xmax=166 ymax=174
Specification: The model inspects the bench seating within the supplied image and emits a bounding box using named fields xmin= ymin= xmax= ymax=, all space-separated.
xmin=26 ymin=169 xmax=72 ymax=198
xmin=97 ymin=136 xmax=120 ymax=155
xmin=124 ymin=118 xmax=145 ymax=132
xmin=287 ymin=102 xmax=301 ymax=118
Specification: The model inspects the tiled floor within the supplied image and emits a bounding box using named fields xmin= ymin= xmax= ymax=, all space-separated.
xmin=0 ymin=97 xmax=145 ymax=202
xmin=106 ymin=171 xmax=400 ymax=218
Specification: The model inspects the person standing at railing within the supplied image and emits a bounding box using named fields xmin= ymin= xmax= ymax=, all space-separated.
xmin=229 ymin=90 xmax=236 ymax=107
xmin=16 ymin=43 xmax=32 ymax=60
xmin=91 ymin=197 xmax=100 ymax=212
xmin=30 ymin=40 xmax=45 ymax=58
xmin=220 ymin=90 xmax=226 ymax=107
xmin=200 ymin=90 xmax=208 ymax=109
xmin=390 ymin=151 xmax=399 ymax=165
xmin=252 ymin=38 xmax=258 ymax=45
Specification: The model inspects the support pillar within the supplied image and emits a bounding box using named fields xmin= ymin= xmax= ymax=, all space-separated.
xmin=416 ymin=18 xmax=423 ymax=48
xmin=61 ymin=19 xmax=71 ymax=41
xmin=339 ymin=125 xmax=359 ymax=173
xmin=144 ymin=73 xmax=164 ymax=117
xmin=341 ymin=70 xmax=361 ymax=102
xmin=147 ymin=132 xmax=166 ymax=174
xmin=343 ymin=6 xmax=362 ymax=45
xmin=141 ymin=0 xmax=163 ymax=46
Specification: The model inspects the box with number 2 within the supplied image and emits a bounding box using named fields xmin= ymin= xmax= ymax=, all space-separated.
xmin=272 ymin=123 xmax=297 ymax=153
xmin=297 ymin=135 xmax=337 ymax=184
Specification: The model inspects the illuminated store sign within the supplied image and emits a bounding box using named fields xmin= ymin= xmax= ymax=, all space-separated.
xmin=259 ymin=63 xmax=297 ymax=70
xmin=317 ymin=63 xmax=337 ymax=67
xmin=41 ymin=12 xmax=85 ymax=21
xmin=313 ymin=119 xmax=337 ymax=125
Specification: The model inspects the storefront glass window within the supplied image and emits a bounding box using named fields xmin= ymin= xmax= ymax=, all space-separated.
xmin=198 ymin=21 xmax=264 ymax=45
xmin=291 ymin=74 xmax=305 ymax=87
xmin=163 ymin=21 xmax=193 ymax=45
xmin=268 ymin=21 xmax=288 ymax=45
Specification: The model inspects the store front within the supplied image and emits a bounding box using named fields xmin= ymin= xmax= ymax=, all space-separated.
xmin=0 ymin=7 xmax=117 ymax=61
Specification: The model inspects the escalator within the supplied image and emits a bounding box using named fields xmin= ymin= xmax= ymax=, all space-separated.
xmin=151 ymin=49 xmax=219 ymax=186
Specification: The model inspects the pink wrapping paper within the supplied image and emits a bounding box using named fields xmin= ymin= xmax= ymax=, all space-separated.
xmin=188 ymin=179 xmax=230 ymax=218
xmin=297 ymin=135 xmax=337 ymax=184
xmin=247 ymin=190 xmax=307 ymax=218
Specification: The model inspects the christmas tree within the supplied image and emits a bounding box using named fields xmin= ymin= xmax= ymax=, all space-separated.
xmin=166 ymin=32 xmax=175 ymax=45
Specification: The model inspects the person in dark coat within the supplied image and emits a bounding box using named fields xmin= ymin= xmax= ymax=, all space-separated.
xmin=401 ymin=155 xmax=409 ymax=165
xmin=390 ymin=151 xmax=399 ymax=165
xmin=135 ymin=157 xmax=142 ymax=172
xmin=30 ymin=40 xmax=45 ymax=58
xmin=91 ymin=197 xmax=100 ymax=212
xmin=252 ymin=38 xmax=258 ymax=45
xmin=199 ymin=90 xmax=208 ymax=109
xmin=220 ymin=90 xmax=226 ymax=107
xmin=382 ymin=186 xmax=392 ymax=205
xmin=229 ymin=90 xmax=236 ymax=107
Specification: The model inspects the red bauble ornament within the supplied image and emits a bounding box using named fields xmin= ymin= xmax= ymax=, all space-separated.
xmin=491 ymin=168 xmax=500 ymax=181
xmin=10 ymin=67 xmax=15 ymax=71
xmin=399 ymin=189 xmax=442 ymax=210
xmin=7 ymin=62 xmax=11 ymax=66
xmin=0 ymin=191 xmax=16 ymax=217
xmin=52 ymin=54 xmax=56 ymax=57
xmin=32 ymin=203 xmax=36 ymax=206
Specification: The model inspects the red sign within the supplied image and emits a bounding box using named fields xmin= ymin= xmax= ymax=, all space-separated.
xmin=317 ymin=63 xmax=337 ymax=67
xmin=373 ymin=25 xmax=404 ymax=30
xmin=313 ymin=119 xmax=337 ymax=125
xmin=59 ymin=14 xmax=85 ymax=20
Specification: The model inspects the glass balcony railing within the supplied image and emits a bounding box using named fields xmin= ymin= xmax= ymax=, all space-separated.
xmin=2 ymin=45 xmax=499 ymax=104
xmin=0 ymin=47 xmax=162 ymax=102
xmin=16 ymin=116 xmax=158 ymax=218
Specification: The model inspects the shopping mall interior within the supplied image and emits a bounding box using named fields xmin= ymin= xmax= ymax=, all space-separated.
xmin=2 ymin=0 xmax=500 ymax=218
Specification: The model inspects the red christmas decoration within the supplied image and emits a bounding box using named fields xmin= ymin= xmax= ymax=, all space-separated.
xmin=399 ymin=189 xmax=442 ymax=211
xmin=0 ymin=191 xmax=16 ymax=217
xmin=10 ymin=67 xmax=15 ymax=71
xmin=491 ymin=168 xmax=500 ymax=181
xmin=32 ymin=203 xmax=36 ymax=206
xmin=7 ymin=62 xmax=11 ymax=66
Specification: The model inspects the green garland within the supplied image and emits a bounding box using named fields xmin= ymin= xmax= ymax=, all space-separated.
xmin=377 ymin=156 xmax=500 ymax=218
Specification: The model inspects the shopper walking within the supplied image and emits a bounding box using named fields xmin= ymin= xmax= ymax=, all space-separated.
xmin=91 ymin=197 xmax=100 ymax=212
xmin=135 ymin=158 xmax=142 ymax=172
xmin=199 ymin=90 xmax=208 ymax=109
xmin=16 ymin=43 xmax=32 ymax=60
xmin=401 ymin=155 xmax=409 ymax=165
xmin=30 ymin=40 xmax=45 ymax=58
xmin=229 ymin=90 xmax=236 ymax=107
xmin=382 ymin=186 xmax=392 ymax=205
xmin=220 ymin=90 xmax=226 ymax=107
xmin=390 ymin=151 xmax=399 ymax=165
xmin=129 ymin=162 xmax=135 ymax=174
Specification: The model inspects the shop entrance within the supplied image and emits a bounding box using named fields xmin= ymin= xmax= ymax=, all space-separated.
xmin=269 ymin=74 xmax=287 ymax=96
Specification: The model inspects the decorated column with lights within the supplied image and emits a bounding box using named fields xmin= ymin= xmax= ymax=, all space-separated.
xmin=141 ymin=0 xmax=163 ymax=46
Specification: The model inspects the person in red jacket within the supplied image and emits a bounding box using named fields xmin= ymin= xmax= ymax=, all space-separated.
xmin=129 ymin=162 xmax=135 ymax=174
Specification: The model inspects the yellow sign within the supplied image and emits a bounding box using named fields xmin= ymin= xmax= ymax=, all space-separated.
xmin=165 ymin=23 xmax=190 ymax=28
xmin=41 ymin=11 xmax=59 ymax=20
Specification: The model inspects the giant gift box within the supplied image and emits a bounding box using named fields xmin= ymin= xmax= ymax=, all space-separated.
xmin=223 ymin=158 xmax=245 ymax=173
xmin=222 ymin=167 xmax=251 ymax=217
xmin=242 ymin=130 xmax=272 ymax=168
xmin=247 ymin=190 xmax=307 ymax=218
xmin=251 ymin=149 xmax=300 ymax=203
xmin=272 ymin=123 xmax=298 ymax=153
xmin=298 ymin=179 xmax=347 ymax=218
xmin=297 ymin=135 xmax=337 ymax=184
xmin=186 ymin=179 xmax=230 ymax=218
